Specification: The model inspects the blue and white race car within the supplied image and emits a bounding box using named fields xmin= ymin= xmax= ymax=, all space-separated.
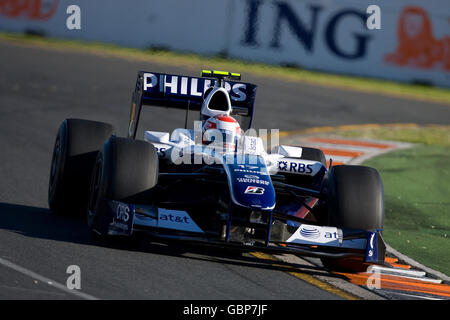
xmin=48 ymin=70 xmax=386 ymax=270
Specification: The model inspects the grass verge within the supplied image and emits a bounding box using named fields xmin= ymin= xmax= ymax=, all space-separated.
xmin=0 ymin=32 xmax=449 ymax=105
xmin=338 ymin=124 xmax=450 ymax=147
xmin=338 ymin=125 xmax=450 ymax=275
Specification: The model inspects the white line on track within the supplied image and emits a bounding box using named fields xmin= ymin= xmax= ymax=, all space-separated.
xmin=390 ymin=275 xmax=443 ymax=284
xmin=392 ymin=292 xmax=444 ymax=300
xmin=368 ymin=265 xmax=427 ymax=278
xmin=0 ymin=257 xmax=99 ymax=300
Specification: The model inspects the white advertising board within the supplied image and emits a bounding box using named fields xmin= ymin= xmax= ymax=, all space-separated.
xmin=1 ymin=0 xmax=448 ymax=87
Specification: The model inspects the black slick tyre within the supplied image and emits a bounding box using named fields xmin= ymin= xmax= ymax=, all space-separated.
xmin=48 ymin=119 xmax=114 ymax=216
xmin=321 ymin=165 xmax=384 ymax=271
xmin=87 ymin=136 xmax=158 ymax=235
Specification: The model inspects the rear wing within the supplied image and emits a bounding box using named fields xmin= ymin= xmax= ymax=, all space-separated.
xmin=128 ymin=71 xmax=257 ymax=139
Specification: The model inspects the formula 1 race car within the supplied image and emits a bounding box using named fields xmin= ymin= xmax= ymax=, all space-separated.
xmin=48 ymin=70 xmax=386 ymax=270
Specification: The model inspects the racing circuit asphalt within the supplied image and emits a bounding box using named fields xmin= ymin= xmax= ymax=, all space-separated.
xmin=0 ymin=40 xmax=449 ymax=300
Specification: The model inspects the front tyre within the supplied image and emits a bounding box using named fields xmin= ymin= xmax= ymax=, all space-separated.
xmin=87 ymin=137 xmax=159 ymax=235
xmin=48 ymin=119 xmax=114 ymax=216
xmin=321 ymin=165 xmax=384 ymax=271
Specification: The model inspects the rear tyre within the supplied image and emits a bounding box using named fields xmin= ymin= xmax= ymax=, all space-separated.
xmin=87 ymin=136 xmax=159 ymax=236
xmin=321 ymin=165 xmax=384 ymax=271
xmin=48 ymin=119 xmax=114 ymax=216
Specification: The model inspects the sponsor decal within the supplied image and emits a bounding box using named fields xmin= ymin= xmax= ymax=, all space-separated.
xmin=160 ymin=213 xmax=190 ymax=224
xmin=249 ymin=137 xmax=256 ymax=151
xmin=277 ymin=160 xmax=313 ymax=174
xmin=237 ymin=177 xmax=269 ymax=185
xmin=233 ymin=164 xmax=268 ymax=175
xmin=108 ymin=201 xmax=134 ymax=236
xmin=368 ymin=233 xmax=375 ymax=257
xmin=236 ymin=135 xmax=262 ymax=156
xmin=299 ymin=226 xmax=320 ymax=239
xmin=115 ymin=202 xmax=130 ymax=222
xmin=365 ymin=231 xmax=379 ymax=262
xmin=154 ymin=146 xmax=167 ymax=157
xmin=278 ymin=161 xmax=288 ymax=171
xmin=143 ymin=73 xmax=247 ymax=102
xmin=244 ymin=186 xmax=265 ymax=194
xmin=287 ymin=224 xmax=341 ymax=245
xmin=157 ymin=208 xmax=204 ymax=233
xmin=234 ymin=168 xmax=267 ymax=175
xmin=237 ymin=164 xmax=259 ymax=170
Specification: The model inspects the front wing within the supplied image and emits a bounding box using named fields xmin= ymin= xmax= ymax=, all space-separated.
xmin=104 ymin=200 xmax=386 ymax=264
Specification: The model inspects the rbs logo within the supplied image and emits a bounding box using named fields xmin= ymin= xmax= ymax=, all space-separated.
xmin=116 ymin=203 xmax=130 ymax=222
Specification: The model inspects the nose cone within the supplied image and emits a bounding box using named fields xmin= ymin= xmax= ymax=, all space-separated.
xmin=223 ymin=156 xmax=275 ymax=211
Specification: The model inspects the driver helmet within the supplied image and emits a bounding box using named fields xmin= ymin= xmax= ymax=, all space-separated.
xmin=202 ymin=114 xmax=241 ymax=153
